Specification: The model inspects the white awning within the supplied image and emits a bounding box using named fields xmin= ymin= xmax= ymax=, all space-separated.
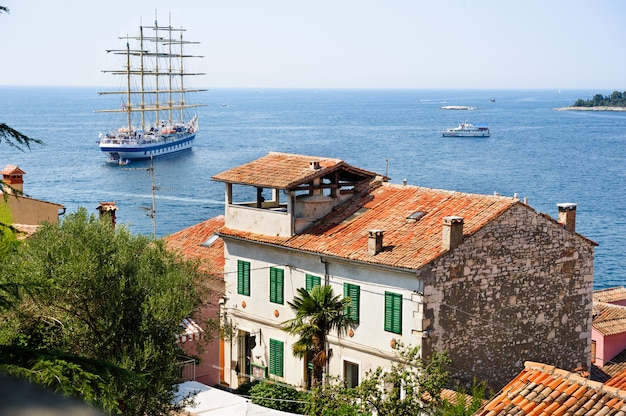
xmin=178 ymin=318 xmax=204 ymax=343
xmin=174 ymin=381 xmax=301 ymax=416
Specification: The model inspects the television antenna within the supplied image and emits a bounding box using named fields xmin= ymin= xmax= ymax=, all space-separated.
xmin=124 ymin=156 xmax=175 ymax=237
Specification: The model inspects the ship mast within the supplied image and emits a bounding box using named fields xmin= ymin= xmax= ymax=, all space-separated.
xmin=139 ymin=25 xmax=146 ymax=130
xmin=153 ymin=18 xmax=160 ymax=128
xmin=125 ymin=41 xmax=132 ymax=132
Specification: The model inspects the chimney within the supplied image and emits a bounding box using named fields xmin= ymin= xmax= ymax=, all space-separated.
xmin=97 ymin=202 xmax=118 ymax=227
xmin=1 ymin=165 xmax=25 ymax=195
xmin=557 ymin=203 xmax=577 ymax=232
xmin=442 ymin=216 xmax=464 ymax=251
xmin=309 ymin=161 xmax=321 ymax=170
xmin=368 ymin=230 xmax=384 ymax=255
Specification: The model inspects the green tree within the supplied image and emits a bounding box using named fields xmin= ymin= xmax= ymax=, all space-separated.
xmin=0 ymin=208 xmax=209 ymax=415
xmin=305 ymin=343 xmax=457 ymax=416
xmin=281 ymin=285 xmax=354 ymax=387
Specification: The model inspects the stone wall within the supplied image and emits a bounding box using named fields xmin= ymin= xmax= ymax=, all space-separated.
xmin=421 ymin=203 xmax=594 ymax=390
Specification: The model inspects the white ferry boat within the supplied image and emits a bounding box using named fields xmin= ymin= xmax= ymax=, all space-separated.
xmin=441 ymin=122 xmax=490 ymax=137
xmin=97 ymin=15 xmax=206 ymax=162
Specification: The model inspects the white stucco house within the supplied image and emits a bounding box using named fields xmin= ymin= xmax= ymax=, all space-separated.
xmin=211 ymin=152 xmax=595 ymax=391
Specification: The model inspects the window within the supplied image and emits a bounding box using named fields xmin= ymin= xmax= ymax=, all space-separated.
xmin=306 ymin=274 xmax=321 ymax=291
xmin=237 ymin=260 xmax=250 ymax=296
xmin=384 ymin=291 xmax=402 ymax=334
xmin=591 ymin=340 xmax=596 ymax=364
xmin=344 ymin=361 xmax=359 ymax=388
xmin=344 ymin=283 xmax=360 ymax=323
xmin=270 ymin=267 xmax=284 ymax=304
xmin=269 ymin=339 xmax=284 ymax=377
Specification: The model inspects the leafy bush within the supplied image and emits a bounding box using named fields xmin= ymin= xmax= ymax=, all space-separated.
xmin=249 ymin=380 xmax=306 ymax=414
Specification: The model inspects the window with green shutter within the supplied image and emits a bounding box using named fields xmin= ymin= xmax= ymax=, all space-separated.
xmin=343 ymin=283 xmax=360 ymax=323
xmin=384 ymin=291 xmax=402 ymax=334
xmin=306 ymin=274 xmax=321 ymax=291
xmin=269 ymin=267 xmax=284 ymax=304
xmin=237 ymin=260 xmax=250 ymax=296
xmin=269 ymin=339 xmax=284 ymax=377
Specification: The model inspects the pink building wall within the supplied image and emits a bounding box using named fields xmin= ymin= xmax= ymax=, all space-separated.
xmin=182 ymin=303 xmax=221 ymax=386
xmin=592 ymin=327 xmax=626 ymax=367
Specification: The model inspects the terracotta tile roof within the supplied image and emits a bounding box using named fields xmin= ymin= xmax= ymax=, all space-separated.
xmin=12 ymin=223 xmax=39 ymax=239
xmin=595 ymin=287 xmax=626 ymax=304
xmin=1 ymin=165 xmax=25 ymax=175
xmin=219 ymin=180 xmax=519 ymax=270
xmin=211 ymin=151 xmax=379 ymax=189
xmin=601 ymin=350 xmax=626 ymax=379
xmin=164 ymin=216 xmax=225 ymax=280
xmin=606 ymin=369 xmax=626 ymax=390
xmin=594 ymin=302 xmax=626 ymax=336
xmin=474 ymin=361 xmax=626 ymax=415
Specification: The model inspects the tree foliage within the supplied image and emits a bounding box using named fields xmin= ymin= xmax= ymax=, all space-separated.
xmin=249 ymin=380 xmax=306 ymax=414
xmin=281 ymin=285 xmax=355 ymax=386
xmin=0 ymin=208 xmax=210 ymax=414
xmin=572 ymin=91 xmax=626 ymax=107
xmin=304 ymin=343 xmax=484 ymax=416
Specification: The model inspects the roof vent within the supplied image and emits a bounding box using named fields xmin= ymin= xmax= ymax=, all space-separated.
xmin=310 ymin=161 xmax=321 ymax=170
xmin=557 ymin=203 xmax=577 ymax=232
xmin=97 ymin=201 xmax=118 ymax=227
xmin=368 ymin=229 xmax=384 ymax=255
xmin=442 ymin=216 xmax=464 ymax=251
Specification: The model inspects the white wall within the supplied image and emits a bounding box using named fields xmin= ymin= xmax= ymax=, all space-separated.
xmin=221 ymin=239 xmax=425 ymax=389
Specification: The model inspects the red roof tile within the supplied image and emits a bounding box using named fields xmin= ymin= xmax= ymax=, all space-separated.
xmin=474 ymin=361 xmax=626 ymax=415
xmin=219 ymin=180 xmax=519 ymax=270
xmin=211 ymin=151 xmax=379 ymax=189
xmin=606 ymin=370 xmax=626 ymax=390
xmin=164 ymin=216 xmax=225 ymax=280
xmin=1 ymin=164 xmax=25 ymax=175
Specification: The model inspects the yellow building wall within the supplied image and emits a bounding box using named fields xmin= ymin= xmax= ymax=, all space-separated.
xmin=1 ymin=195 xmax=62 ymax=225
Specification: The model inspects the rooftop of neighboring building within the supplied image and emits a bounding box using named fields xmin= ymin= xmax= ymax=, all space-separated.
xmin=164 ymin=215 xmax=225 ymax=281
xmin=474 ymin=361 xmax=626 ymax=415
xmin=595 ymin=286 xmax=626 ymax=304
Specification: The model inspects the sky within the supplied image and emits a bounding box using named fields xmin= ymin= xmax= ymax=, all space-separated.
xmin=0 ymin=0 xmax=624 ymax=90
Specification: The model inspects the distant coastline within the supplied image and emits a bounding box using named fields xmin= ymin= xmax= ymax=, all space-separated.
xmin=554 ymin=106 xmax=626 ymax=112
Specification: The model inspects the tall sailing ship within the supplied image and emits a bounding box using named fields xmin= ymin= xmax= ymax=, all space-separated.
xmin=97 ymin=16 xmax=206 ymax=163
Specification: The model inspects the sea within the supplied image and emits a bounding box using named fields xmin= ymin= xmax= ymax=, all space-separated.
xmin=0 ymin=87 xmax=624 ymax=290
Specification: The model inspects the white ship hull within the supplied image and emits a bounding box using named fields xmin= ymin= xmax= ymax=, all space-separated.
xmin=99 ymin=132 xmax=195 ymax=161
xmin=441 ymin=122 xmax=490 ymax=137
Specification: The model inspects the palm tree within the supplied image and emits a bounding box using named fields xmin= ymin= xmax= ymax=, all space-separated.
xmin=281 ymin=285 xmax=355 ymax=387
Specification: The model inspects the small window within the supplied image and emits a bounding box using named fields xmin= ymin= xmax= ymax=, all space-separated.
xmin=344 ymin=360 xmax=359 ymax=388
xmin=406 ymin=211 xmax=425 ymax=223
xmin=237 ymin=260 xmax=250 ymax=296
xmin=344 ymin=283 xmax=360 ymax=323
xmin=200 ymin=234 xmax=219 ymax=247
xmin=306 ymin=274 xmax=321 ymax=291
xmin=270 ymin=267 xmax=284 ymax=304
xmin=384 ymin=291 xmax=402 ymax=334
xmin=269 ymin=339 xmax=284 ymax=377
xmin=591 ymin=340 xmax=597 ymax=364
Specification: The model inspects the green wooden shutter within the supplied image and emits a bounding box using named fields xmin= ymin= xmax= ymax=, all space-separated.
xmin=306 ymin=274 xmax=321 ymax=291
xmin=343 ymin=283 xmax=360 ymax=323
xmin=237 ymin=260 xmax=250 ymax=296
xmin=384 ymin=291 xmax=402 ymax=334
xmin=269 ymin=339 xmax=284 ymax=376
xmin=270 ymin=267 xmax=284 ymax=304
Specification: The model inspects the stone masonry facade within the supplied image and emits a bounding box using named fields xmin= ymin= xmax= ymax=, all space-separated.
xmin=421 ymin=203 xmax=595 ymax=390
